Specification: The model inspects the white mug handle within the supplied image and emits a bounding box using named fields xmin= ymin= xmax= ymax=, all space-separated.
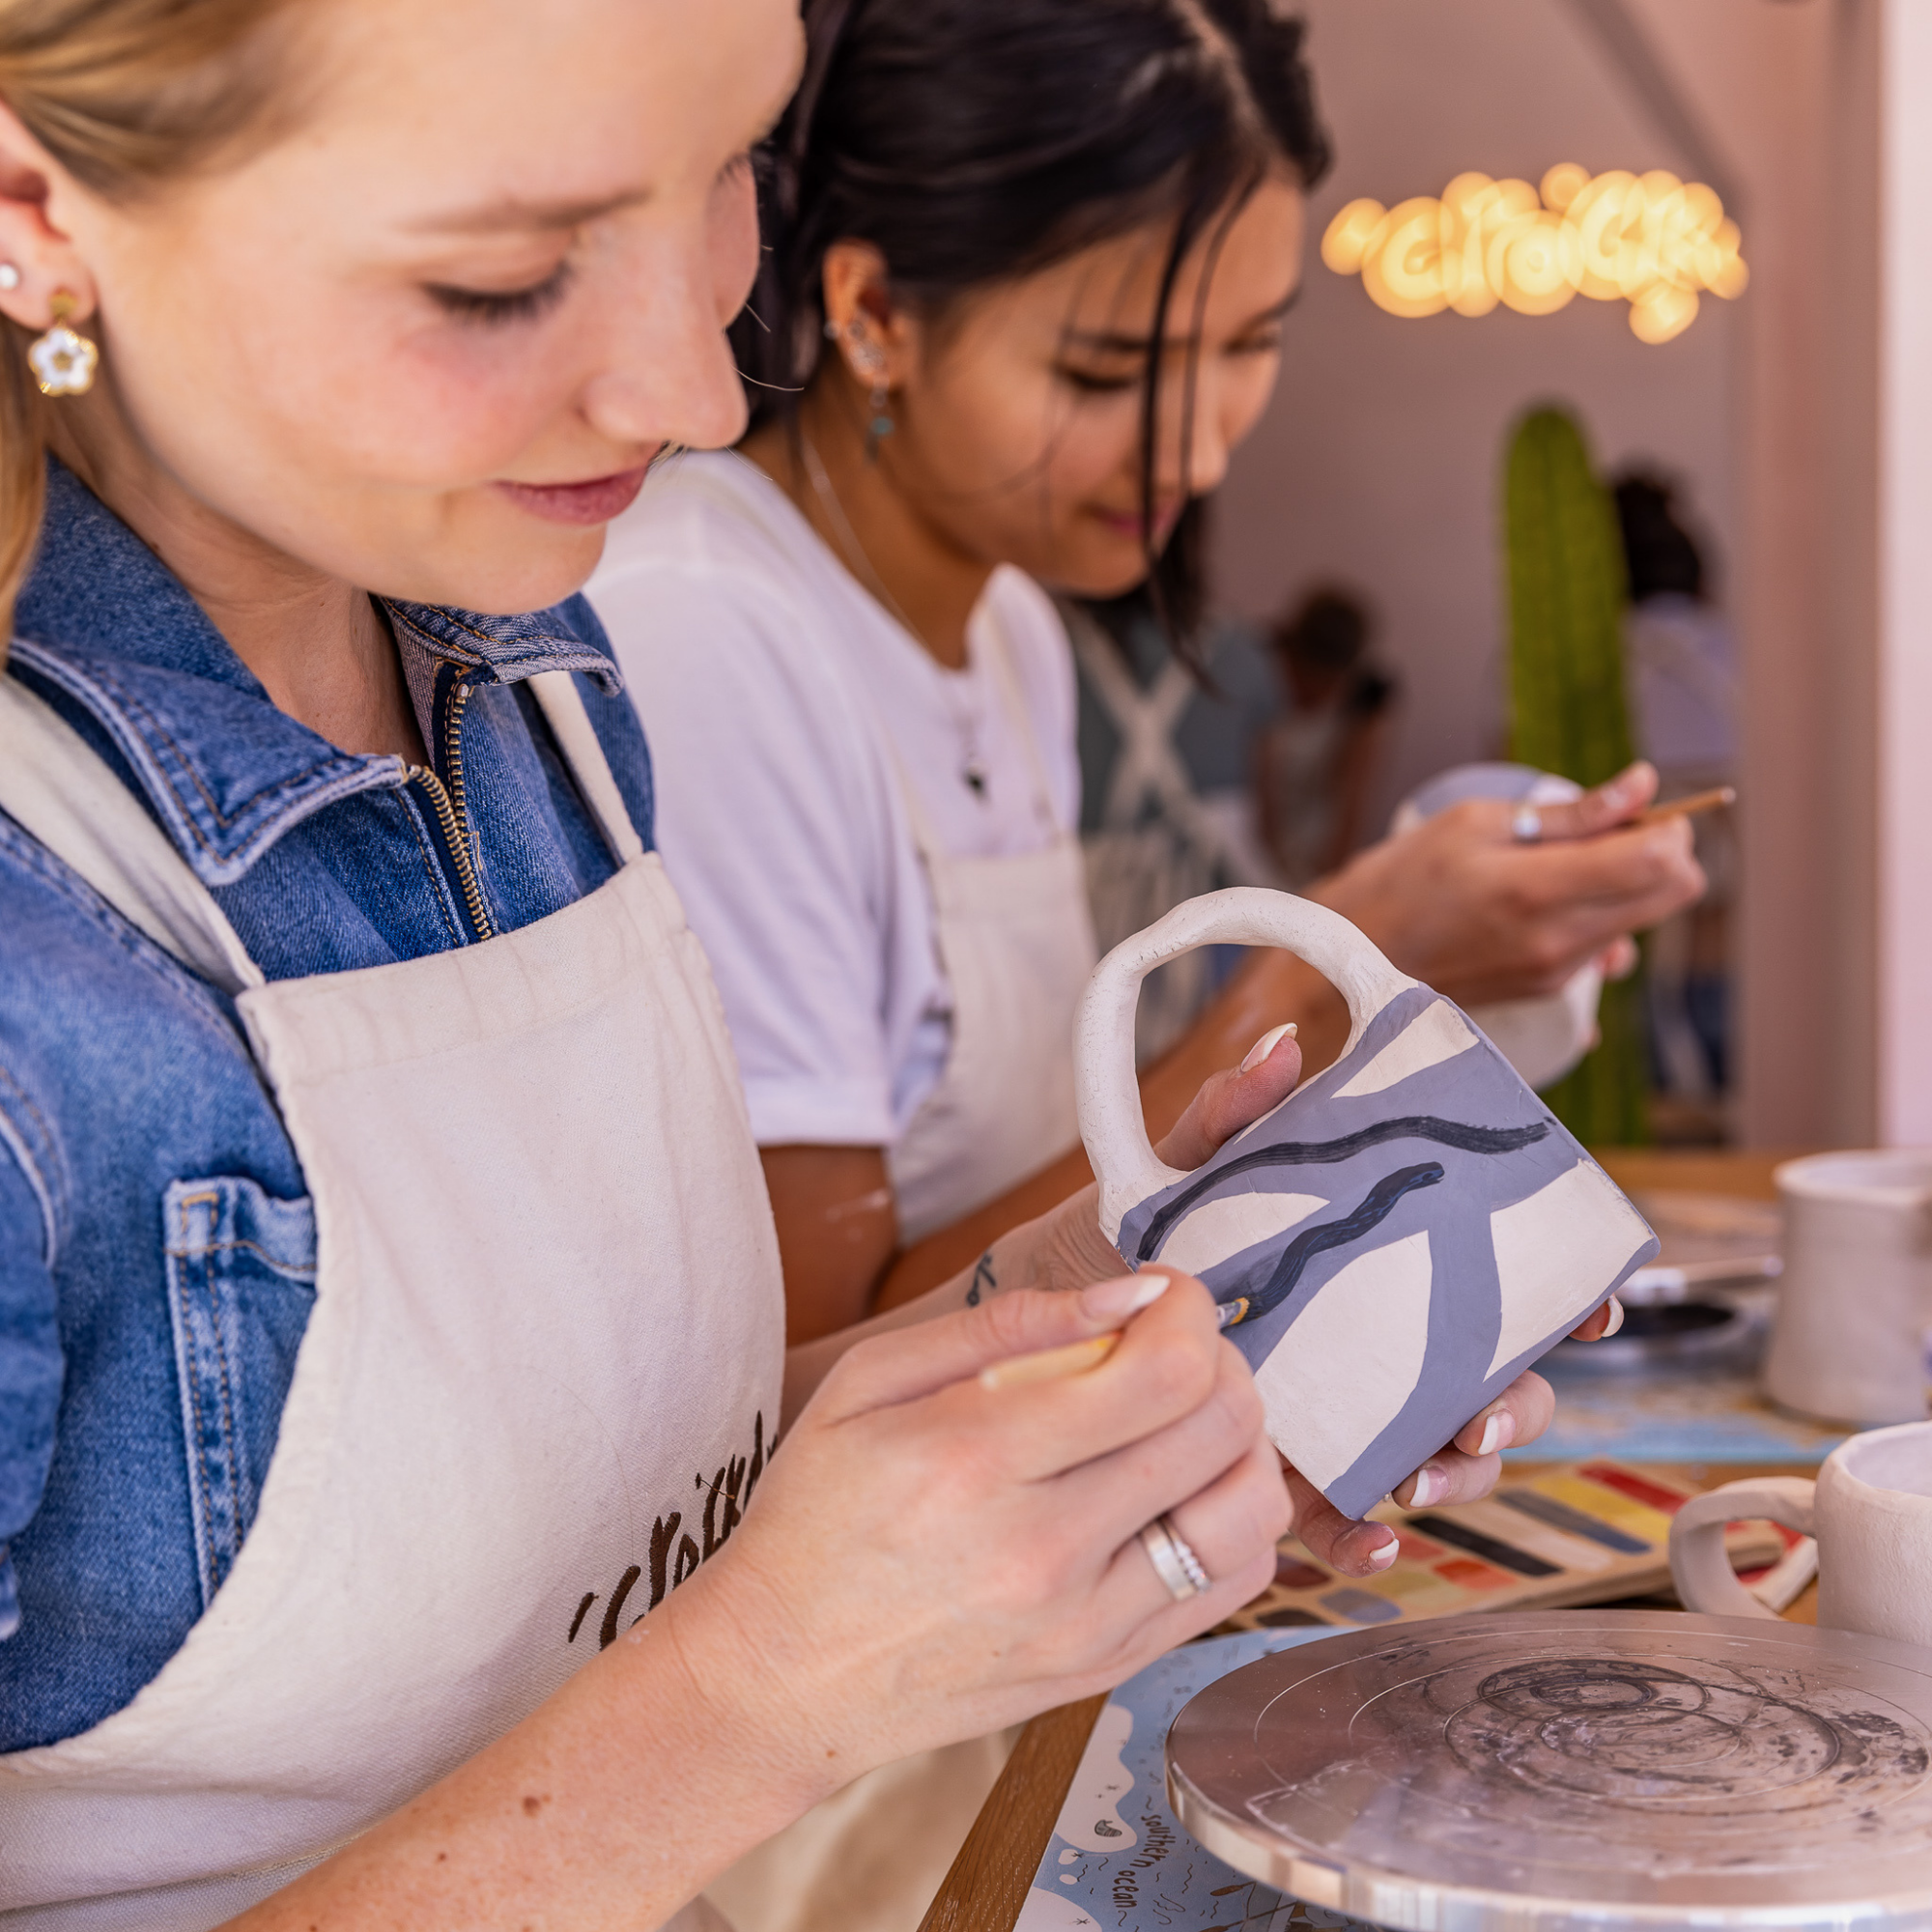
xmin=1073 ymin=887 xmax=1417 ymax=1245
xmin=1667 ymin=1478 xmax=1817 ymax=1621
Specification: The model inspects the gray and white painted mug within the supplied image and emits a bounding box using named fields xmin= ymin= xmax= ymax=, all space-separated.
xmin=1073 ymin=888 xmax=1659 ymax=1519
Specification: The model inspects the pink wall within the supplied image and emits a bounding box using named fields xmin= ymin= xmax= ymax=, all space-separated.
xmin=1216 ymin=0 xmax=1885 ymax=1147
xmin=1215 ymin=0 xmax=1743 ymax=848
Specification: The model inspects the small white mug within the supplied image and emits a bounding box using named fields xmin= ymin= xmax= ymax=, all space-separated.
xmin=1762 ymin=1151 xmax=1932 ymax=1426
xmin=1669 ymin=1420 xmax=1932 ymax=1649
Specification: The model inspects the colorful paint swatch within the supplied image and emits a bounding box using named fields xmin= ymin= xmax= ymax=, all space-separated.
xmin=1434 ymin=1555 xmax=1515 ymax=1592
xmin=1272 ymin=1555 xmax=1328 ymax=1590
xmin=1404 ymin=1512 xmax=1560 ymax=1577
xmin=1578 ymin=1462 xmax=1688 ymax=1513
xmin=1499 ymin=1487 xmax=1650 ymax=1553
xmin=1320 ymin=1586 xmax=1404 ymax=1624
xmin=1218 ymin=1460 xmax=1785 ymax=1637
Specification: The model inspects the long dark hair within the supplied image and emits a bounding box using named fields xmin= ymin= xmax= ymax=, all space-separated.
xmin=734 ymin=0 xmax=1331 ymax=652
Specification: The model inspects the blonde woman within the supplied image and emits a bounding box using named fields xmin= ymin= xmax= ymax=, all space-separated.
xmin=0 ymin=1 xmax=1585 ymax=1927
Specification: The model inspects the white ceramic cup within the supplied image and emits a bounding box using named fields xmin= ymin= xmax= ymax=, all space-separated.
xmin=1669 ymin=1420 xmax=1932 ymax=1649
xmin=1762 ymin=1151 xmax=1932 ymax=1427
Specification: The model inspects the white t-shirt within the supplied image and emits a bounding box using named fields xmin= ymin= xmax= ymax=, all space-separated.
xmin=589 ymin=449 xmax=1080 ymax=1150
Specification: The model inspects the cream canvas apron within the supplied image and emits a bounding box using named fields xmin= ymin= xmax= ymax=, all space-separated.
xmin=0 ymin=671 xmax=782 ymax=1932
xmin=885 ymin=620 xmax=1098 ymax=1245
xmin=712 ymin=625 xmax=1095 ymax=1932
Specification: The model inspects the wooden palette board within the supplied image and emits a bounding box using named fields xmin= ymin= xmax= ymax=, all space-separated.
xmin=1219 ymin=1458 xmax=1788 ymax=1634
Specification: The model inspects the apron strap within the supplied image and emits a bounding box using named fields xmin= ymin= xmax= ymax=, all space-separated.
xmin=974 ymin=607 xmax=1060 ymax=829
xmin=0 ymin=670 xmax=266 ymax=995
xmin=0 ymin=664 xmax=642 ymax=998
xmin=528 ymin=670 xmax=646 ymax=867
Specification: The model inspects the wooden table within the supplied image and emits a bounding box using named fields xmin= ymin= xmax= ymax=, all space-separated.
xmin=918 ymin=1149 xmax=1814 ymax=1932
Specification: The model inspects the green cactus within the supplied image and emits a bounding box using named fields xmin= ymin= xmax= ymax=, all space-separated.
xmin=1503 ymin=406 xmax=1650 ymax=1146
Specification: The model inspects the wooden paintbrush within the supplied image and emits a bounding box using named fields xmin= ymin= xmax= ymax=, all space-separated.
xmin=1634 ymin=784 xmax=1735 ymax=827
xmin=979 ymin=1296 xmax=1247 ymax=1390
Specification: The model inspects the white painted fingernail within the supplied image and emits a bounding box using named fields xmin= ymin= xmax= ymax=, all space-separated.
xmin=1079 ymin=1272 xmax=1169 ymax=1322
xmin=1476 ymin=1410 xmax=1506 ymax=1457
xmin=1364 ymin=1536 xmax=1399 ymax=1571
xmin=1601 ymin=1295 xmax=1626 ymax=1337
xmin=1240 ymin=1022 xmax=1298 ymax=1073
xmin=1406 ymin=1463 xmax=1447 ymax=1509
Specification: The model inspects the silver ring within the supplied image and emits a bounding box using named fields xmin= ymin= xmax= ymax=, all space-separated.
xmin=1510 ymin=802 xmax=1543 ymax=843
xmin=1138 ymin=1514 xmax=1211 ymax=1602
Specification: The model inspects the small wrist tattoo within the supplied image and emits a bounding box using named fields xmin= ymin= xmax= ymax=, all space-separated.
xmin=966 ymin=1250 xmax=996 ymax=1306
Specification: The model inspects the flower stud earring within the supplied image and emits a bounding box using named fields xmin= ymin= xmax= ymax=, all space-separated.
xmin=29 ymin=291 xmax=98 ymax=397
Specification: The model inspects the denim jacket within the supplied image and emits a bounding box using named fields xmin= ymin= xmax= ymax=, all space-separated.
xmin=0 ymin=462 xmax=656 ymax=1749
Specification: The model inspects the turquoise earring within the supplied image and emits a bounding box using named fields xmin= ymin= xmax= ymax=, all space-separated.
xmin=824 ymin=315 xmax=895 ymax=461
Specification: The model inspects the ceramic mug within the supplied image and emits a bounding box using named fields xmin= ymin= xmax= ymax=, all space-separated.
xmin=1669 ymin=1421 xmax=1932 ymax=1649
xmin=1387 ymin=763 xmax=1602 ymax=1092
xmin=1073 ymin=887 xmax=1659 ymax=1519
xmin=1762 ymin=1151 xmax=1932 ymax=1427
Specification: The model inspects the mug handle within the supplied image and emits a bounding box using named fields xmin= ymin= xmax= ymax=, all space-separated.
xmin=1073 ymin=887 xmax=1417 ymax=1245
xmin=1667 ymin=1478 xmax=1817 ymax=1620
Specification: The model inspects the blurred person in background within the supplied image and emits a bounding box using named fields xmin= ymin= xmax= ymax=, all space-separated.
xmin=1614 ymin=469 xmax=1737 ymax=1109
xmin=1255 ymin=584 xmax=1396 ymax=888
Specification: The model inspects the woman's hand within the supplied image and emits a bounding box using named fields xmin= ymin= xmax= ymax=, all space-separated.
xmin=1310 ymin=760 xmax=1704 ymax=1009
xmin=1018 ymin=1022 xmax=1606 ymax=1583
xmin=691 ymin=1270 xmax=1289 ymax=1783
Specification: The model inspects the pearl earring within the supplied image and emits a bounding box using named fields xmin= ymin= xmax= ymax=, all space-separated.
xmin=0 ymin=264 xmax=19 ymax=291
xmin=28 ymin=290 xmax=97 ymax=397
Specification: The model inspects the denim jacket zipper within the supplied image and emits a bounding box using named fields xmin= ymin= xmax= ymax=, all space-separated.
xmin=405 ymin=676 xmax=496 ymax=942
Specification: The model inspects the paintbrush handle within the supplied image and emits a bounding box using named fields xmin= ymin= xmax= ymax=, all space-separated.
xmin=1634 ymin=784 xmax=1736 ymax=827
xmin=978 ymin=1298 xmax=1248 ymax=1389
xmin=979 ymin=1332 xmax=1119 ymax=1390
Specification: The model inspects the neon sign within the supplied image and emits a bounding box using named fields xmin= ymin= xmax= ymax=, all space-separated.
xmin=1321 ymin=164 xmax=1747 ymax=344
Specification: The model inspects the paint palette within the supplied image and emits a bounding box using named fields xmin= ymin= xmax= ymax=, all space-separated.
xmin=1218 ymin=1460 xmax=1789 ymax=1634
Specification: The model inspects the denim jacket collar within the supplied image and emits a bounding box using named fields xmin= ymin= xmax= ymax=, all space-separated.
xmin=9 ymin=459 xmax=622 ymax=888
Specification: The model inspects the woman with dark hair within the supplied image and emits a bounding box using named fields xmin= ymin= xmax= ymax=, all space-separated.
xmin=591 ymin=0 xmax=1703 ymax=1357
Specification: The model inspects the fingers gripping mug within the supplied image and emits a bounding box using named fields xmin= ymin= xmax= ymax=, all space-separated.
xmin=1074 ymin=889 xmax=1660 ymax=1519
xmin=1670 ymin=1422 xmax=1932 ymax=1650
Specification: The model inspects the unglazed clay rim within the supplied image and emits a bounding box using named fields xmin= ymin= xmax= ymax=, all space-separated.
xmin=1776 ymin=1150 xmax=1932 ymax=1208
xmin=1827 ymin=1417 xmax=1932 ymax=1504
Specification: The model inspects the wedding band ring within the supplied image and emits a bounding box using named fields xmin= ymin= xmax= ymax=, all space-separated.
xmin=1510 ymin=802 xmax=1543 ymax=843
xmin=1139 ymin=1514 xmax=1211 ymax=1602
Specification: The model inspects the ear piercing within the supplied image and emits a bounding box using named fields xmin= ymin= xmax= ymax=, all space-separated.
xmin=28 ymin=290 xmax=97 ymax=397
xmin=0 ymin=264 xmax=18 ymax=291
xmin=822 ymin=313 xmax=895 ymax=460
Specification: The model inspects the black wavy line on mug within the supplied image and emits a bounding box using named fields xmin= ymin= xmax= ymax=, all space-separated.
xmin=1135 ymin=1116 xmax=1548 ymax=1263
xmin=1212 ymin=1162 xmax=1447 ymax=1326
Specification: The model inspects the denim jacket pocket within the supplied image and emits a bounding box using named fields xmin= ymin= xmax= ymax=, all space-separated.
xmin=162 ymin=1177 xmax=317 ymax=1611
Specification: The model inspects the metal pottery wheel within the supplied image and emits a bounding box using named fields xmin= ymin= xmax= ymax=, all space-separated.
xmin=1167 ymin=1610 xmax=1932 ymax=1931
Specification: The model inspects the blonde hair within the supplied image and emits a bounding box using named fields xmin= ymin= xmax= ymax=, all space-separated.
xmin=0 ymin=0 xmax=299 ymax=638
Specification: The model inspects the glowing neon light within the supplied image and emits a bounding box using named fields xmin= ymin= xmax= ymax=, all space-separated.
xmin=1321 ymin=164 xmax=1747 ymax=344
